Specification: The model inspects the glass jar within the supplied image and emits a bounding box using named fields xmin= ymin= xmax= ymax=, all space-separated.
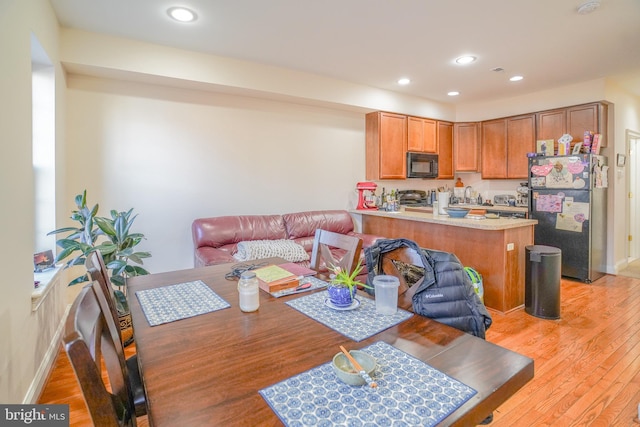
xmin=238 ymin=271 xmax=259 ymax=312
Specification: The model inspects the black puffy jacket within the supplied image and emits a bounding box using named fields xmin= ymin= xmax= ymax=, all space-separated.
xmin=364 ymin=238 xmax=492 ymax=339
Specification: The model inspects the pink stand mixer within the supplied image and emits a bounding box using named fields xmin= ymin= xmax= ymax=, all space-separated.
xmin=356 ymin=182 xmax=378 ymax=210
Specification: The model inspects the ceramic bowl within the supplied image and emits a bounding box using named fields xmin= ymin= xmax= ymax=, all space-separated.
xmin=332 ymin=350 xmax=376 ymax=386
xmin=444 ymin=207 xmax=470 ymax=218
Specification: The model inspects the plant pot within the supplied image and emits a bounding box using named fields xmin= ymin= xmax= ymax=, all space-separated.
xmin=114 ymin=289 xmax=134 ymax=346
xmin=327 ymin=285 xmax=355 ymax=307
xmin=118 ymin=311 xmax=134 ymax=347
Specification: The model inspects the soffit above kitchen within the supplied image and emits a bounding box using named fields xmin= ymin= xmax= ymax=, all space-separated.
xmin=50 ymin=0 xmax=640 ymax=105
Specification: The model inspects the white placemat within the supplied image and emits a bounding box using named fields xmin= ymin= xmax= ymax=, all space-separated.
xmin=260 ymin=341 xmax=477 ymax=426
xmin=286 ymin=291 xmax=412 ymax=342
xmin=136 ymin=280 xmax=230 ymax=326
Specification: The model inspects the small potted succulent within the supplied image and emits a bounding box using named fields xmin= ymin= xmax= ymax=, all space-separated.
xmin=327 ymin=260 xmax=371 ymax=307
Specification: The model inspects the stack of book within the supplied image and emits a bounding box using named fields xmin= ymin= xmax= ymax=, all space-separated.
xmin=253 ymin=263 xmax=317 ymax=293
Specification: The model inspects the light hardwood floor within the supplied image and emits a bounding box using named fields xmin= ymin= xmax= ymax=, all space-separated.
xmin=39 ymin=274 xmax=640 ymax=426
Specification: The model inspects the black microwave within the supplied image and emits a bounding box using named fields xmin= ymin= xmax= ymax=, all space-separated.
xmin=407 ymin=152 xmax=438 ymax=178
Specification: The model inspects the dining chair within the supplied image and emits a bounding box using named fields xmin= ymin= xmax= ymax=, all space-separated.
xmin=86 ymin=251 xmax=118 ymax=330
xmin=310 ymin=229 xmax=363 ymax=280
xmin=86 ymin=251 xmax=134 ymax=345
xmin=378 ymin=246 xmax=426 ymax=296
xmin=63 ymin=283 xmax=141 ymax=427
xmin=86 ymin=251 xmax=147 ymax=417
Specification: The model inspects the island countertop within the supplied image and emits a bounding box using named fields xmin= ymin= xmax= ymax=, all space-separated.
xmin=350 ymin=208 xmax=537 ymax=231
xmin=351 ymin=208 xmax=537 ymax=313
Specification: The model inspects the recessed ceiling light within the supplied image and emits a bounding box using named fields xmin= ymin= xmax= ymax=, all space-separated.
xmin=397 ymin=78 xmax=411 ymax=85
xmin=448 ymin=91 xmax=460 ymax=96
xmin=510 ymin=75 xmax=524 ymax=82
xmin=167 ymin=7 xmax=197 ymax=22
xmin=577 ymin=0 xmax=600 ymax=14
xmin=455 ymin=56 xmax=477 ymax=65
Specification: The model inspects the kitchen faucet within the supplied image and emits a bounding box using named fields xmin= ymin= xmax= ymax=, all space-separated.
xmin=464 ymin=186 xmax=472 ymax=204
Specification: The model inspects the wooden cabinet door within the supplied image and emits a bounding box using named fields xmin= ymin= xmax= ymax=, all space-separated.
xmin=366 ymin=112 xmax=407 ymax=180
xmin=536 ymin=109 xmax=565 ymax=142
xmin=407 ymin=117 xmax=437 ymax=153
xmin=567 ymin=103 xmax=599 ymax=143
xmin=481 ymin=119 xmax=508 ymax=179
xmin=507 ymin=115 xmax=535 ymax=179
xmin=454 ymin=122 xmax=480 ymax=172
xmin=437 ymin=121 xmax=454 ymax=179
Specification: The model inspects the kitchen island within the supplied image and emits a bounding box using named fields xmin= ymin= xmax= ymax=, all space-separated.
xmin=351 ymin=208 xmax=537 ymax=313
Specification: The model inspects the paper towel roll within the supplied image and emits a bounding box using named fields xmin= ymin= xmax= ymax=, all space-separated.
xmin=438 ymin=192 xmax=450 ymax=215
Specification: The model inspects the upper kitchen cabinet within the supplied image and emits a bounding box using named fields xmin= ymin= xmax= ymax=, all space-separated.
xmin=536 ymin=102 xmax=608 ymax=149
xmin=507 ymin=115 xmax=535 ymax=178
xmin=437 ymin=121 xmax=454 ymax=179
xmin=366 ymin=111 xmax=407 ymax=180
xmin=481 ymin=119 xmax=507 ymax=178
xmin=407 ymin=117 xmax=437 ymax=153
xmin=453 ymin=122 xmax=480 ymax=172
xmin=481 ymin=114 xmax=535 ymax=179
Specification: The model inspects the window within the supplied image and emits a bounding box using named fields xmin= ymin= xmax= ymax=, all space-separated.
xmin=31 ymin=33 xmax=56 ymax=256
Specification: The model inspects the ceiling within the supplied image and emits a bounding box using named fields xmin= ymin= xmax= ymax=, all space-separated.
xmin=50 ymin=0 xmax=640 ymax=105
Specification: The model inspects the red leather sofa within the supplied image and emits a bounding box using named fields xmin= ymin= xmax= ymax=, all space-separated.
xmin=192 ymin=210 xmax=383 ymax=277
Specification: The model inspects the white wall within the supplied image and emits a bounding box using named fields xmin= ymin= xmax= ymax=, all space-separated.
xmin=65 ymin=76 xmax=371 ymax=273
xmin=0 ymin=0 xmax=67 ymax=404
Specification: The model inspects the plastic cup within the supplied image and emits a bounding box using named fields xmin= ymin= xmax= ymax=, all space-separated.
xmin=373 ymin=275 xmax=400 ymax=315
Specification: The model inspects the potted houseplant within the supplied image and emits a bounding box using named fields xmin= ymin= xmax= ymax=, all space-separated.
xmin=48 ymin=190 xmax=151 ymax=342
xmin=327 ymin=260 xmax=371 ymax=307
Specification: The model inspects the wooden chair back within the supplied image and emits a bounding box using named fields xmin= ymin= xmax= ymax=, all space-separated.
xmin=86 ymin=251 xmax=119 ymax=330
xmin=63 ymin=284 xmax=138 ymax=427
xmin=310 ymin=229 xmax=363 ymax=280
xmin=379 ymin=246 xmax=425 ymax=296
xmin=86 ymin=252 xmax=147 ymax=417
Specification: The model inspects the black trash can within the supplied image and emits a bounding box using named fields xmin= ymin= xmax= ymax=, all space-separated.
xmin=525 ymin=245 xmax=561 ymax=319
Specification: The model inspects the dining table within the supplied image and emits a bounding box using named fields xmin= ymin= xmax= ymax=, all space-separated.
xmin=127 ymin=257 xmax=533 ymax=426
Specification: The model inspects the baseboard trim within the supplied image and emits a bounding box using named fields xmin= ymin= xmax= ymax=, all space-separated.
xmin=23 ymin=303 xmax=72 ymax=404
xmin=613 ymin=258 xmax=629 ymax=275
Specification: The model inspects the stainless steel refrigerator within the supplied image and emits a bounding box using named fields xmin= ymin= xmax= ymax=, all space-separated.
xmin=528 ymin=154 xmax=608 ymax=283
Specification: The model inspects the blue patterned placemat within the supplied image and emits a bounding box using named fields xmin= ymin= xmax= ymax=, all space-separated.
xmin=271 ymin=276 xmax=329 ymax=298
xmin=259 ymin=341 xmax=477 ymax=426
xmin=285 ymin=291 xmax=412 ymax=342
xmin=136 ymin=280 xmax=230 ymax=326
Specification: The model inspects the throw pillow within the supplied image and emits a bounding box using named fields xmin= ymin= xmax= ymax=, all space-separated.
xmin=234 ymin=239 xmax=310 ymax=263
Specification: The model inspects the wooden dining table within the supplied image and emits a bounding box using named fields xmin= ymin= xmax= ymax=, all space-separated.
xmin=127 ymin=258 xmax=533 ymax=426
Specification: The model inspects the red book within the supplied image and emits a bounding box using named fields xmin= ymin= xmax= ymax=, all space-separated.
xmin=278 ymin=262 xmax=318 ymax=277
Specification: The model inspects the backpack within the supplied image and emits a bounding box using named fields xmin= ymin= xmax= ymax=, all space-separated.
xmin=464 ymin=266 xmax=484 ymax=303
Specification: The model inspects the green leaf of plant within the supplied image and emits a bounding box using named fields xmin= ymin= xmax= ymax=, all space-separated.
xmin=111 ymin=275 xmax=126 ymax=287
xmin=95 ymin=217 xmax=117 ymax=236
xmin=68 ymin=273 xmax=89 ymax=286
xmin=47 ymin=226 xmax=79 ymax=236
xmin=131 ymin=266 xmax=150 ymax=276
xmin=74 ymin=192 xmax=84 ymax=209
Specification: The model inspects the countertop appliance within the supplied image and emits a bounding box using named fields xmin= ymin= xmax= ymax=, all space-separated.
xmin=406 ymin=152 xmax=438 ymax=179
xmin=528 ymin=154 xmax=608 ymax=283
xmin=516 ymin=183 xmax=529 ymax=207
xmin=398 ymin=190 xmax=429 ymax=207
xmin=493 ymin=194 xmax=516 ymax=206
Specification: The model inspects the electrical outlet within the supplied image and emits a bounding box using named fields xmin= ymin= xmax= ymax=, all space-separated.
xmin=507 ymin=243 xmax=514 ymax=251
